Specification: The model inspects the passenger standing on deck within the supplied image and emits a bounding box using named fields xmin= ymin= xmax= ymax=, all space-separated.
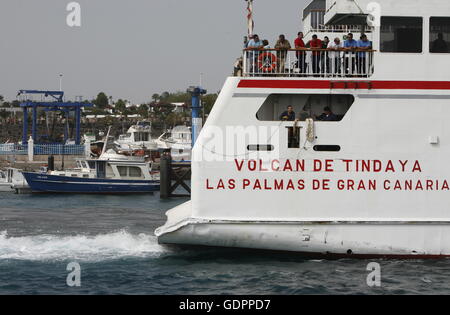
xmin=280 ymin=106 xmax=296 ymax=121
xmin=246 ymin=34 xmax=264 ymax=74
xmin=357 ymin=34 xmax=372 ymax=75
xmin=344 ymin=33 xmax=358 ymax=75
xmin=328 ymin=37 xmax=343 ymax=75
xmin=307 ymin=35 xmax=322 ymax=74
xmin=294 ymin=32 xmax=307 ymax=73
xmin=275 ymin=35 xmax=292 ymax=74
xmin=321 ymin=36 xmax=331 ymax=74
xmin=262 ymin=40 xmax=271 ymax=49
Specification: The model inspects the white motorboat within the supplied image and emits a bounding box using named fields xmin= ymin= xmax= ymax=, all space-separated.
xmin=115 ymin=121 xmax=157 ymax=151
xmin=157 ymin=126 xmax=192 ymax=162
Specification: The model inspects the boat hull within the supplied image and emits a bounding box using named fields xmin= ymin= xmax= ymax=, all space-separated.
xmin=156 ymin=203 xmax=450 ymax=258
xmin=22 ymin=172 xmax=159 ymax=194
xmin=0 ymin=183 xmax=12 ymax=192
xmin=158 ymin=221 xmax=450 ymax=258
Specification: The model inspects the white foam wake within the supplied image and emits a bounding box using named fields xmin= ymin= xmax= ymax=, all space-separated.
xmin=0 ymin=230 xmax=168 ymax=262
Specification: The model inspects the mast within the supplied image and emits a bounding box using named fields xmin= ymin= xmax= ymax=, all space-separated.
xmin=245 ymin=0 xmax=254 ymax=36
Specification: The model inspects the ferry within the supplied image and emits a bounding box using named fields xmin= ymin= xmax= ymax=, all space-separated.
xmin=156 ymin=0 xmax=450 ymax=258
xmin=22 ymin=157 xmax=159 ymax=194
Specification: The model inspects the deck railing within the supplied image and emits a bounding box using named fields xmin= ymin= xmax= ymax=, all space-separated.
xmin=242 ymin=48 xmax=375 ymax=78
xmin=307 ymin=25 xmax=373 ymax=34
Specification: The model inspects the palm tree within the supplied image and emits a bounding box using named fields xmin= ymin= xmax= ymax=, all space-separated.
xmin=152 ymin=94 xmax=160 ymax=102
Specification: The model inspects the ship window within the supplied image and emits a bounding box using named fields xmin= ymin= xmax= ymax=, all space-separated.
xmin=256 ymin=94 xmax=354 ymax=122
xmin=118 ymin=166 xmax=128 ymax=177
xmin=430 ymin=17 xmax=450 ymax=53
xmin=380 ymin=17 xmax=423 ymax=53
xmin=129 ymin=167 xmax=142 ymax=178
xmin=134 ymin=132 xmax=149 ymax=142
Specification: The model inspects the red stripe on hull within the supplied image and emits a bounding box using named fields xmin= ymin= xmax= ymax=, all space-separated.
xmin=237 ymin=79 xmax=450 ymax=90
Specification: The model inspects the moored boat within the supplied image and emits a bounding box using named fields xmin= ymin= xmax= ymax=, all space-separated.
xmin=22 ymin=158 xmax=159 ymax=194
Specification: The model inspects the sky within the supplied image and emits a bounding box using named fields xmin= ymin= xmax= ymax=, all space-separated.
xmin=0 ymin=0 xmax=309 ymax=103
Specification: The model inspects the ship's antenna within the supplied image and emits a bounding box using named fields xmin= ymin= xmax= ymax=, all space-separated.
xmin=245 ymin=0 xmax=254 ymax=36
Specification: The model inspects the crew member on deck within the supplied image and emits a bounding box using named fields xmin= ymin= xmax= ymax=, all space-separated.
xmin=280 ymin=106 xmax=296 ymax=121
xmin=316 ymin=106 xmax=338 ymax=121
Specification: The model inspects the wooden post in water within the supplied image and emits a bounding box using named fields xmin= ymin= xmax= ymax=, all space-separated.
xmin=160 ymin=153 xmax=172 ymax=199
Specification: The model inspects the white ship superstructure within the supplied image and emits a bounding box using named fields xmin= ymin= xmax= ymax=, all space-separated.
xmin=157 ymin=0 xmax=450 ymax=258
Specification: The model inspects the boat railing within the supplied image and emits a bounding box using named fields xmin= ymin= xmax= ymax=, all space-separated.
xmin=241 ymin=48 xmax=375 ymax=78
xmin=306 ymin=24 xmax=374 ymax=34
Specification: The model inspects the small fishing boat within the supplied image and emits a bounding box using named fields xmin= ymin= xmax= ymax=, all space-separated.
xmin=22 ymin=158 xmax=159 ymax=194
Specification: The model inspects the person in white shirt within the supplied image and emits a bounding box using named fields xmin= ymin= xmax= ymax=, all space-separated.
xmin=328 ymin=37 xmax=344 ymax=75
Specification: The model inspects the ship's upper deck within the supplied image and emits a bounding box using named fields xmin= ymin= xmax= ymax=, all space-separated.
xmin=238 ymin=0 xmax=450 ymax=82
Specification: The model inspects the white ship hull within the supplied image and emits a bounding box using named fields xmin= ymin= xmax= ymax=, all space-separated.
xmin=156 ymin=202 xmax=450 ymax=258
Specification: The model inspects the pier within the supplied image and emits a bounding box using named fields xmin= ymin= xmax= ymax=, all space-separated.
xmin=159 ymin=154 xmax=191 ymax=199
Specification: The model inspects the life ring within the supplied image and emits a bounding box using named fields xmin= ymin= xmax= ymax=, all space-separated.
xmin=258 ymin=52 xmax=277 ymax=72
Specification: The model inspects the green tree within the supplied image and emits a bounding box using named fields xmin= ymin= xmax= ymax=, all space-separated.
xmin=152 ymin=102 xmax=175 ymax=126
xmin=138 ymin=104 xmax=150 ymax=119
xmin=0 ymin=109 xmax=9 ymax=121
xmin=202 ymin=93 xmax=219 ymax=115
xmin=115 ymin=99 xmax=126 ymax=114
xmin=160 ymin=91 xmax=170 ymax=101
xmin=93 ymin=92 xmax=109 ymax=109
xmin=152 ymin=94 xmax=160 ymax=102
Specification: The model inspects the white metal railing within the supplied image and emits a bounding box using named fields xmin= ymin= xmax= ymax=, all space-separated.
xmin=242 ymin=48 xmax=374 ymax=78
xmin=307 ymin=25 xmax=373 ymax=34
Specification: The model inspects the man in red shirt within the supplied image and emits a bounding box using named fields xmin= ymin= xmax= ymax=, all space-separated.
xmin=294 ymin=32 xmax=306 ymax=73
xmin=307 ymin=34 xmax=322 ymax=74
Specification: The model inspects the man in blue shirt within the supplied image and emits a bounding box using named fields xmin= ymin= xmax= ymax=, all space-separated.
xmin=344 ymin=33 xmax=358 ymax=75
xmin=280 ymin=106 xmax=296 ymax=121
xmin=357 ymin=34 xmax=372 ymax=75
xmin=246 ymin=34 xmax=264 ymax=74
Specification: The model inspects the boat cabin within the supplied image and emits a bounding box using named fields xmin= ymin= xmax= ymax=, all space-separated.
xmin=51 ymin=159 xmax=153 ymax=180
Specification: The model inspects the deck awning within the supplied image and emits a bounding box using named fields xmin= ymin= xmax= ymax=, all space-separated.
xmin=326 ymin=13 xmax=368 ymax=26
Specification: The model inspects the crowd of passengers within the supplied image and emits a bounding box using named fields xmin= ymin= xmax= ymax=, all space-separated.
xmin=241 ymin=32 xmax=373 ymax=75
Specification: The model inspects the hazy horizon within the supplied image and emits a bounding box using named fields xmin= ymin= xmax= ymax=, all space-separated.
xmin=0 ymin=0 xmax=308 ymax=104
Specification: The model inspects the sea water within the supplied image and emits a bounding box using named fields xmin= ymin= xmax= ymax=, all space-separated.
xmin=0 ymin=193 xmax=449 ymax=295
